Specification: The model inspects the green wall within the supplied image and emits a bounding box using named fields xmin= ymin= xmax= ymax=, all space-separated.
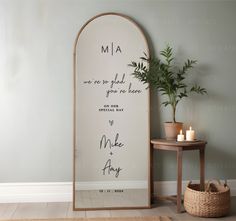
xmin=0 ymin=0 xmax=236 ymax=182
xmin=147 ymin=0 xmax=236 ymax=181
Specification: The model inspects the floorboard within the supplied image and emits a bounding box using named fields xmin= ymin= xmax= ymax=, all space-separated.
xmin=0 ymin=197 xmax=235 ymax=220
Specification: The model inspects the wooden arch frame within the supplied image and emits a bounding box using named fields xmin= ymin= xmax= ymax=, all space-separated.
xmin=73 ymin=12 xmax=150 ymax=211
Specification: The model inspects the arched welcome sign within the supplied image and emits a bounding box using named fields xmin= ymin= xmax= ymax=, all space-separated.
xmin=73 ymin=13 xmax=150 ymax=210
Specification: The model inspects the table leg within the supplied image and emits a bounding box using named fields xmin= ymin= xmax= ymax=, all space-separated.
xmin=177 ymin=149 xmax=183 ymax=213
xmin=200 ymin=147 xmax=205 ymax=191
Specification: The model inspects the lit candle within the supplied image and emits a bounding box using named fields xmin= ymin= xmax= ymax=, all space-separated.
xmin=186 ymin=126 xmax=195 ymax=141
xmin=177 ymin=129 xmax=185 ymax=142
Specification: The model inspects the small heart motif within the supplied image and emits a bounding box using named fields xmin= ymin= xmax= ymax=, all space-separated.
xmin=109 ymin=120 xmax=114 ymax=126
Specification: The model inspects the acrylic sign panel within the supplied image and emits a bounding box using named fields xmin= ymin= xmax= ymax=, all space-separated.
xmin=74 ymin=13 xmax=150 ymax=209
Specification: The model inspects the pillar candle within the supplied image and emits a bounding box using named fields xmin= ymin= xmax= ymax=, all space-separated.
xmin=186 ymin=126 xmax=195 ymax=141
xmin=177 ymin=129 xmax=185 ymax=142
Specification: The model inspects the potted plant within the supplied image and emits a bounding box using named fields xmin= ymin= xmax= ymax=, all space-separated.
xmin=129 ymin=45 xmax=207 ymax=140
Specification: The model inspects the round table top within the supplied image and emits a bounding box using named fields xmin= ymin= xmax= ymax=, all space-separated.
xmin=151 ymin=139 xmax=207 ymax=147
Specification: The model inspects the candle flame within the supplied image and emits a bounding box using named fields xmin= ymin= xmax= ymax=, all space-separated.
xmin=180 ymin=129 xmax=182 ymax=135
xmin=190 ymin=126 xmax=192 ymax=130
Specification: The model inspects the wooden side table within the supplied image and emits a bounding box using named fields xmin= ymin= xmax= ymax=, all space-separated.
xmin=151 ymin=139 xmax=207 ymax=213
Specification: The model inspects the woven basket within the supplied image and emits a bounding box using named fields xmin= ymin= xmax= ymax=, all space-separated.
xmin=184 ymin=180 xmax=230 ymax=217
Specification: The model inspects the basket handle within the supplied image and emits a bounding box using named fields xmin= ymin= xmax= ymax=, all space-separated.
xmin=187 ymin=181 xmax=192 ymax=187
xmin=206 ymin=179 xmax=222 ymax=192
xmin=224 ymin=179 xmax=229 ymax=187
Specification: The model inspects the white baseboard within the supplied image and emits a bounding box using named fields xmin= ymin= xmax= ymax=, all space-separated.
xmin=0 ymin=182 xmax=72 ymax=203
xmin=0 ymin=180 xmax=235 ymax=203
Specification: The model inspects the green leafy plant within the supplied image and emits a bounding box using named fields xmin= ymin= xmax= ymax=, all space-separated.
xmin=129 ymin=45 xmax=207 ymax=123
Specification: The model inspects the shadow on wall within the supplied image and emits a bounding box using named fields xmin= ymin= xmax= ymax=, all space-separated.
xmin=152 ymin=144 xmax=236 ymax=182
xmin=149 ymin=67 xmax=236 ymax=182
xmin=133 ymin=15 xmax=236 ymax=183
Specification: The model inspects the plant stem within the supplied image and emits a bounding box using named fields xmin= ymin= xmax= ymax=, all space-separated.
xmin=172 ymin=105 xmax=176 ymax=123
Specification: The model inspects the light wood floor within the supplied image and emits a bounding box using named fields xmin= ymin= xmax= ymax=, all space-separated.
xmin=0 ymin=197 xmax=235 ymax=221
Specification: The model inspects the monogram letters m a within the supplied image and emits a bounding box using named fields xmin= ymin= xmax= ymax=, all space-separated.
xmin=101 ymin=42 xmax=122 ymax=55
